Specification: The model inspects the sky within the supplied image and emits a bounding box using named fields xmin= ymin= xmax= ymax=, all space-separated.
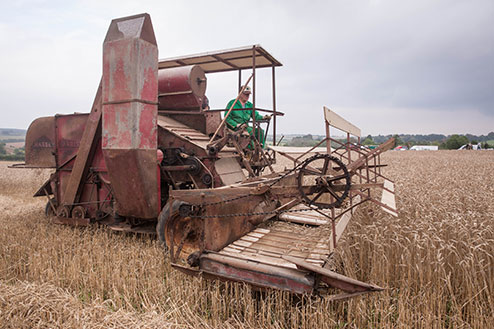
xmin=0 ymin=0 xmax=492 ymax=136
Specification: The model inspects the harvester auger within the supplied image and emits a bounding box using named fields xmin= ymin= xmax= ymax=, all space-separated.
xmin=16 ymin=14 xmax=397 ymax=299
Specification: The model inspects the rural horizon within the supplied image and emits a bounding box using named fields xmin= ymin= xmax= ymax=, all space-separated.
xmin=1 ymin=127 xmax=493 ymax=140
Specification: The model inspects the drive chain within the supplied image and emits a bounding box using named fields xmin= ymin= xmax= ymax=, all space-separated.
xmin=195 ymin=159 xmax=308 ymax=208
xmin=189 ymin=205 xmax=324 ymax=219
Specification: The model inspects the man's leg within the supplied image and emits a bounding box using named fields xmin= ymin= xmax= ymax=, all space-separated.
xmin=246 ymin=126 xmax=255 ymax=149
xmin=248 ymin=127 xmax=266 ymax=148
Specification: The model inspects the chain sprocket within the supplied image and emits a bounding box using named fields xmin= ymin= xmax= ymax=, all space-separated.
xmin=297 ymin=154 xmax=351 ymax=209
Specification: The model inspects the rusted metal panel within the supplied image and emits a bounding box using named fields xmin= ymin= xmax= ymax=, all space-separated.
xmin=200 ymin=252 xmax=314 ymax=294
xmin=282 ymin=255 xmax=383 ymax=293
xmin=52 ymin=114 xmax=90 ymax=206
xmin=55 ymin=114 xmax=88 ymax=168
xmin=204 ymin=111 xmax=222 ymax=136
xmin=105 ymin=148 xmax=158 ymax=217
xmin=166 ymin=188 xmax=277 ymax=254
xmin=102 ymin=13 xmax=159 ymax=219
xmin=24 ymin=116 xmax=56 ymax=167
xmin=214 ymin=157 xmax=245 ymax=185
xmin=102 ymin=102 xmax=157 ymax=149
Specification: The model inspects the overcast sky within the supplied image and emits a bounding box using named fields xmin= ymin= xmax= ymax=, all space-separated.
xmin=1 ymin=0 xmax=492 ymax=136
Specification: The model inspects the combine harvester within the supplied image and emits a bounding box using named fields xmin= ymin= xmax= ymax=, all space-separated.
xmin=18 ymin=14 xmax=397 ymax=299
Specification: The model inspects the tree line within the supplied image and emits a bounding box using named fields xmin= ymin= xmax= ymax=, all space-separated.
xmin=281 ymin=132 xmax=494 ymax=149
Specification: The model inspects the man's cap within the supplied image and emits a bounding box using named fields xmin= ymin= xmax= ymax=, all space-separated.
xmin=241 ymin=85 xmax=251 ymax=94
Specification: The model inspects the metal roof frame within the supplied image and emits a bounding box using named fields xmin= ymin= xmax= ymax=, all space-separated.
xmin=158 ymin=45 xmax=282 ymax=73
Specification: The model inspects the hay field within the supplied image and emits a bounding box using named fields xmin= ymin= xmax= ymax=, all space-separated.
xmin=0 ymin=150 xmax=492 ymax=328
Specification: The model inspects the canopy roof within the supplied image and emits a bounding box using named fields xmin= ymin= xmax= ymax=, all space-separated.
xmin=158 ymin=45 xmax=282 ymax=73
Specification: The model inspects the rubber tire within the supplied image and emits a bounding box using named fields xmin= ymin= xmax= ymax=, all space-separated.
xmin=156 ymin=200 xmax=184 ymax=250
xmin=45 ymin=199 xmax=58 ymax=217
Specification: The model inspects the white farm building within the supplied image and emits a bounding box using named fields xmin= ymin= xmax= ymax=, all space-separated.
xmin=410 ymin=145 xmax=439 ymax=151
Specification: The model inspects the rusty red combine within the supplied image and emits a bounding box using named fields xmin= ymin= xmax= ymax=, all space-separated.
xmin=18 ymin=14 xmax=398 ymax=299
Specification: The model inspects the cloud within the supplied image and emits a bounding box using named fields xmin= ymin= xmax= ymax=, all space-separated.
xmin=0 ymin=0 xmax=492 ymax=135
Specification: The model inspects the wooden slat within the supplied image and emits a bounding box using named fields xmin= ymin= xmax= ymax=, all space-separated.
xmin=244 ymin=238 xmax=330 ymax=256
xmin=279 ymin=213 xmax=329 ymax=226
xmin=261 ymin=230 xmax=329 ymax=244
xmin=381 ymin=179 xmax=398 ymax=216
xmin=245 ymin=232 xmax=329 ymax=249
xmin=220 ymin=250 xmax=297 ymax=269
xmin=323 ymin=106 xmax=361 ymax=137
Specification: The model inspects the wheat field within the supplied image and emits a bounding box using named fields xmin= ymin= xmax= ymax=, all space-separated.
xmin=0 ymin=150 xmax=492 ymax=328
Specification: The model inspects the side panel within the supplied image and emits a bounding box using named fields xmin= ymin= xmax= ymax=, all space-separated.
xmin=25 ymin=117 xmax=56 ymax=167
xmin=55 ymin=114 xmax=88 ymax=166
xmin=54 ymin=114 xmax=89 ymax=204
xmin=101 ymin=14 xmax=159 ymax=219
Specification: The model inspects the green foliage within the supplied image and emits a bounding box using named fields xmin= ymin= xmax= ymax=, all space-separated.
xmin=393 ymin=134 xmax=404 ymax=146
xmin=287 ymin=134 xmax=320 ymax=147
xmin=0 ymin=143 xmax=6 ymax=155
xmin=362 ymin=135 xmax=374 ymax=145
xmin=14 ymin=148 xmax=25 ymax=156
xmin=445 ymin=134 xmax=469 ymax=149
xmin=0 ymin=154 xmax=24 ymax=161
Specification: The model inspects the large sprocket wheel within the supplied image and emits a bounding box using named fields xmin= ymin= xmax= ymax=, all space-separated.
xmin=297 ymin=154 xmax=351 ymax=209
xmin=156 ymin=200 xmax=200 ymax=258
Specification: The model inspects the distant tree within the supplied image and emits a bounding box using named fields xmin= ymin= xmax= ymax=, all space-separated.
xmin=393 ymin=134 xmax=403 ymax=146
xmin=362 ymin=135 xmax=374 ymax=145
xmin=0 ymin=143 xmax=5 ymax=155
xmin=288 ymin=134 xmax=319 ymax=147
xmin=445 ymin=134 xmax=469 ymax=149
xmin=14 ymin=148 xmax=25 ymax=156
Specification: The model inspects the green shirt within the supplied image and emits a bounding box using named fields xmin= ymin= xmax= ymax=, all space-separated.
xmin=224 ymin=99 xmax=263 ymax=130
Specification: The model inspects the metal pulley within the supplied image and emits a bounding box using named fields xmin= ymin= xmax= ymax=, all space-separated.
xmin=158 ymin=65 xmax=207 ymax=110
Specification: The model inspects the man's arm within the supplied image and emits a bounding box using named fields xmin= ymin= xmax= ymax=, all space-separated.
xmin=244 ymin=101 xmax=264 ymax=121
xmin=254 ymin=110 xmax=264 ymax=121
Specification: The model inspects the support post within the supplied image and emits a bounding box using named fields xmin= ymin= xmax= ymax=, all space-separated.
xmin=272 ymin=66 xmax=277 ymax=148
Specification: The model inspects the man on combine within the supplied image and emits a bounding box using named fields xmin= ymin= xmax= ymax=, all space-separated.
xmin=225 ymin=86 xmax=270 ymax=148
